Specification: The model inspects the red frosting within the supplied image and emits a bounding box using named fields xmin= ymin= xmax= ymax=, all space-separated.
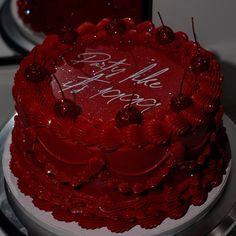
xmin=10 ymin=18 xmax=230 ymax=232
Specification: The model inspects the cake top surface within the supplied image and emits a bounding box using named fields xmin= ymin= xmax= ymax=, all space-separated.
xmin=17 ymin=18 xmax=210 ymax=121
xmin=52 ymin=42 xmax=183 ymax=120
xmin=13 ymin=18 xmax=223 ymax=151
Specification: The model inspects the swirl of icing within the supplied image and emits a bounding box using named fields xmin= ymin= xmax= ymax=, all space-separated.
xmin=76 ymin=22 xmax=96 ymax=35
xmin=192 ymin=93 xmax=219 ymax=113
xmin=165 ymin=113 xmax=190 ymax=135
xmin=199 ymin=81 xmax=222 ymax=99
xmin=191 ymin=190 xmax=208 ymax=206
xmin=145 ymin=119 xmax=171 ymax=145
xmin=100 ymin=125 xmax=124 ymax=151
xmin=180 ymin=106 xmax=207 ymax=126
xmin=71 ymin=116 xmax=99 ymax=146
xmin=123 ymin=124 xmax=148 ymax=147
xmin=136 ymin=21 xmax=155 ymax=34
xmin=169 ymin=204 xmax=189 ymax=220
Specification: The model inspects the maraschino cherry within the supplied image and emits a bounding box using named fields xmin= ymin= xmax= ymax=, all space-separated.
xmin=171 ymin=70 xmax=193 ymax=113
xmin=190 ymin=55 xmax=209 ymax=74
xmin=116 ymin=83 xmax=143 ymax=128
xmin=156 ymin=12 xmax=175 ymax=45
xmin=24 ymin=47 xmax=49 ymax=83
xmin=53 ymin=75 xmax=82 ymax=120
xmin=171 ymin=93 xmax=193 ymax=113
xmin=190 ymin=17 xmax=209 ymax=74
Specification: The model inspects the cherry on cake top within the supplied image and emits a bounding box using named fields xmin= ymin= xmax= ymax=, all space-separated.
xmin=20 ymin=18 xmax=219 ymax=126
xmin=17 ymin=0 xmax=145 ymax=35
xmin=156 ymin=11 xmax=175 ymax=45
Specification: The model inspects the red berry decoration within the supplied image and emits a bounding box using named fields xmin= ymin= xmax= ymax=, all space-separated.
xmin=24 ymin=47 xmax=50 ymax=82
xmin=115 ymin=83 xmax=143 ymax=128
xmin=54 ymin=98 xmax=82 ymax=120
xmin=24 ymin=47 xmax=49 ymax=82
xmin=105 ymin=18 xmax=127 ymax=35
xmin=190 ymin=55 xmax=209 ymax=74
xmin=170 ymin=70 xmax=193 ymax=113
xmin=190 ymin=17 xmax=209 ymax=74
xmin=115 ymin=106 xmax=143 ymax=128
xmin=24 ymin=64 xmax=49 ymax=82
xmin=52 ymin=75 xmax=82 ymax=120
xmin=156 ymin=26 xmax=175 ymax=45
xmin=156 ymin=12 xmax=175 ymax=45
xmin=170 ymin=93 xmax=193 ymax=113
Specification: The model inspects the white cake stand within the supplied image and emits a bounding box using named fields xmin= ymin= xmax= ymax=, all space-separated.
xmin=1 ymin=115 xmax=234 ymax=236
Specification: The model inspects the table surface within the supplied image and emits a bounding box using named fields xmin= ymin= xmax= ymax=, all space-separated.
xmin=0 ymin=0 xmax=236 ymax=235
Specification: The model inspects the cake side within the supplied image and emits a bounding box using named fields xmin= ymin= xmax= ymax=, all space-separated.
xmin=10 ymin=18 xmax=230 ymax=232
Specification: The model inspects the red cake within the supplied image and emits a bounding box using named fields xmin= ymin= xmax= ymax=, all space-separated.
xmin=15 ymin=0 xmax=148 ymax=35
xmin=10 ymin=18 xmax=230 ymax=233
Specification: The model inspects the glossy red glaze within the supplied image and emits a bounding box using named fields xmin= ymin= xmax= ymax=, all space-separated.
xmin=10 ymin=18 xmax=229 ymax=232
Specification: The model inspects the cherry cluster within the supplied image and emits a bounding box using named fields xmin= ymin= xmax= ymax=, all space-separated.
xmin=24 ymin=47 xmax=81 ymax=120
xmin=23 ymin=15 xmax=210 ymax=125
xmin=170 ymin=17 xmax=210 ymax=113
xmin=111 ymin=14 xmax=210 ymax=124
